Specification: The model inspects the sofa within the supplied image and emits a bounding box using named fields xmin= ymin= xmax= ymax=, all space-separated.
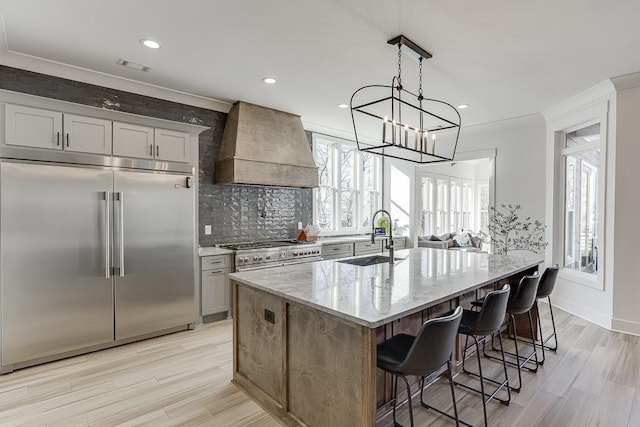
xmin=418 ymin=232 xmax=484 ymax=252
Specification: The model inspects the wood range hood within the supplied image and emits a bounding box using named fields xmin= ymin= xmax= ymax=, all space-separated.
xmin=215 ymin=101 xmax=318 ymax=188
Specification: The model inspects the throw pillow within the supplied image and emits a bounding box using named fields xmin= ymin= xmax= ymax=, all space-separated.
xmin=429 ymin=234 xmax=441 ymax=241
xmin=439 ymin=232 xmax=452 ymax=241
xmin=453 ymin=233 xmax=473 ymax=248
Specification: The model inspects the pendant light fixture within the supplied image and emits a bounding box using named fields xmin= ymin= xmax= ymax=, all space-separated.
xmin=350 ymin=35 xmax=461 ymax=164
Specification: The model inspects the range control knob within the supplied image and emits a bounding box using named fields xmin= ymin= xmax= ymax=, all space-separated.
xmin=254 ymin=256 xmax=259 ymax=261
xmin=266 ymin=255 xmax=271 ymax=260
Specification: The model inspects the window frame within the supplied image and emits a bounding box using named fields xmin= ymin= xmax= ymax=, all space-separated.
xmin=550 ymin=105 xmax=608 ymax=290
xmin=312 ymin=134 xmax=382 ymax=236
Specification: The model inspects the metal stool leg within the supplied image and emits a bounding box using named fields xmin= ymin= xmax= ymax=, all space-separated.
xmin=536 ymin=300 xmax=546 ymax=364
xmin=544 ymin=296 xmax=559 ymax=351
xmin=398 ymin=375 xmax=414 ymax=427
xmin=392 ymin=375 xmax=400 ymax=426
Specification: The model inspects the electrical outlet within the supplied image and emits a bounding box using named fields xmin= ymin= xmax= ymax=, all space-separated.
xmin=264 ymin=309 xmax=275 ymax=324
xmin=204 ymin=225 xmax=212 ymax=235
xmin=297 ymin=221 xmax=303 ymax=230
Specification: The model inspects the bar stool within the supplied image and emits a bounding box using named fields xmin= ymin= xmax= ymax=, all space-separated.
xmin=454 ymin=285 xmax=511 ymax=427
xmin=377 ymin=306 xmax=463 ymax=427
xmin=484 ymin=274 xmax=540 ymax=392
xmin=533 ymin=265 xmax=560 ymax=364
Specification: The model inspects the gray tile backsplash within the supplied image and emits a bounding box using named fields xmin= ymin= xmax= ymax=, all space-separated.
xmin=0 ymin=65 xmax=313 ymax=246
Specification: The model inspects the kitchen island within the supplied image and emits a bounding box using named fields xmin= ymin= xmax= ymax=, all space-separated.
xmin=230 ymin=248 xmax=542 ymax=427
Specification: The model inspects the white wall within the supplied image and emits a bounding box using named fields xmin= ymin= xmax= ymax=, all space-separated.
xmin=417 ymin=161 xmax=477 ymax=180
xmin=456 ymin=115 xmax=547 ymax=223
xmin=610 ymin=75 xmax=640 ymax=334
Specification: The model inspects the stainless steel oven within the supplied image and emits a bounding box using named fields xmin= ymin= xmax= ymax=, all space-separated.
xmin=219 ymin=240 xmax=322 ymax=272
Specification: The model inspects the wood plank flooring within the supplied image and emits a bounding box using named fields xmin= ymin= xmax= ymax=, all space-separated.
xmin=0 ymin=306 xmax=638 ymax=426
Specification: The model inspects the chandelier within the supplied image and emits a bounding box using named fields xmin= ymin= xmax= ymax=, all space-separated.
xmin=350 ymin=35 xmax=461 ymax=164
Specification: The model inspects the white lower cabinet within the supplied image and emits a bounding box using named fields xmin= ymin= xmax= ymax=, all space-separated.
xmin=321 ymin=242 xmax=353 ymax=260
xmin=383 ymin=236 xmax=407 ymax=252
xmin=201 ymin=255 xmax=231 ymax=316
xmin=354 ymin=241 xmax=381 ymax=255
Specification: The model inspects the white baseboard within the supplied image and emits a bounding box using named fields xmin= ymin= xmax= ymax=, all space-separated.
xmin=610 ymin=318 xmax=640 ymax=337
xmin=550 ymin=294 xmax=612 ymax=330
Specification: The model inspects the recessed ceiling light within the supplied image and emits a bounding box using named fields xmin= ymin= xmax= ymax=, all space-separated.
xmin=337 ymin=104 xmax=349 ymax=109
xmin=262 ymin=77 xmax=277 ymax=85
xmin=140 ymin=39 xmax=161 ymax=49
xmin=457 ymin=104 xmax=470 ymax=109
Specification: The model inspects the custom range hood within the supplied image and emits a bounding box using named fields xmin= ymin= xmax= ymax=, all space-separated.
xmin=215 ymin=101 xmax=318 ymax=188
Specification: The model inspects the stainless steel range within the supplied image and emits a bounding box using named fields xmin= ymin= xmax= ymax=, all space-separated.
xmin=219 ymin=240 xmax=322 ymax=271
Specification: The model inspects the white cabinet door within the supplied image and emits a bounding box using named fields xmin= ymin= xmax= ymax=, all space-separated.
xmin=63 ymin=114 xmax=112 ymax=155
xmin=5 ymin=104 xmax=63 ymax=150
xmin=113 ymin=122 xmax=153 ymax=159
xmin=202 ymin=269 xmax=230 ymax=315
xmin=154 ymin=128 xmax=190 ymax=163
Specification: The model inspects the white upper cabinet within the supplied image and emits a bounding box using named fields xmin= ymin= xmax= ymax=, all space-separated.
xmin=154 ymin=128 xmax=190 ymax=163
xmin=3 ymin=101 xmax=198 ymax=164
xmin=5 ymin=104 xmax=63 ymax=150
xmin=112 ymin=122 xmax=154 ymax=160
xmin=63 ymin=114 xmax=112 ymax=155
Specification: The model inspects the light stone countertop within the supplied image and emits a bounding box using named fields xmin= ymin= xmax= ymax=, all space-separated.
xmin=229 ymin=248 xmax=543 ymax=328
xmin=198 ymin=247 xmax=234 ymax=257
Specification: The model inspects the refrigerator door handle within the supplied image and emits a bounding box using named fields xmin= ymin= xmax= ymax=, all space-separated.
xmin=116 ymin=192 xmax=125 ymax=277
xmin=104 ymin=191 xmax=111 ymax=278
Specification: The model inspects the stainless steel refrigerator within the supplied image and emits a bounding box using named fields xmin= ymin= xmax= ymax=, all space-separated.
xmin=0 ymin=160 xmax=195 ymax=372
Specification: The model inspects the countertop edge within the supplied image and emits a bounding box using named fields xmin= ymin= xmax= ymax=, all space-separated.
xmin=229 ymin=257 xmax=542 ymax=328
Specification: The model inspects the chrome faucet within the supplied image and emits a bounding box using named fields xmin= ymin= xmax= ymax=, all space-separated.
xmin=371 ymin=209 xmax=394 ymax=264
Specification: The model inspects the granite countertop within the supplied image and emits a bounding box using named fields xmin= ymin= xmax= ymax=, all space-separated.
xmin=229 ymin=248 xmax=542 ymax=328
xmin=198 ymin=247 xmax=235 ymax=256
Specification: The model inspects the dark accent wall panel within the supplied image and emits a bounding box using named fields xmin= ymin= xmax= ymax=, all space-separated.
xmin=0 ymin=65 xmax=313 ymax=246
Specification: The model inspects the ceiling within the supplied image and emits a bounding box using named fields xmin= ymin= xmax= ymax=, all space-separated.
xmin=1 ymin=0 xmax=640 ymax=138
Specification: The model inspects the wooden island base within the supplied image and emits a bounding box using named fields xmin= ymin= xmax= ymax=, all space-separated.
xmin=232 ymin=261 xmax=538 ymax=427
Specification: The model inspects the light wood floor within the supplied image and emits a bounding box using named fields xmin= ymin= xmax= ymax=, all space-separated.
xmin=0 ymin=306 xmax=638 ymax=426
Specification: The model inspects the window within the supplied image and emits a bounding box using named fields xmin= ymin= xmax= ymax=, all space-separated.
xmin=435 ymin=176 xmax=449 ymax=234
xmin=420 ymin=175 xmax=434 ymax=236
xmin=421 ymin=173 xmax=477 ymax=235
xmin=476 ymin=181 xmax=489 ymax=235
xmin=562 ymin=123 xmax=600 ymax=275
xmin=313 ymin=135 xmax=381 ymax=233
xmin=547 ymin=98 xmax=608 ymax=291
xmin=449 ymin=177 xmax=462 ymax=231
xmin=462 ymin=179 xmax=473 ymax=231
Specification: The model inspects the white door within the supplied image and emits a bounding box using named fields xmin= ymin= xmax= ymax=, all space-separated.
xmin=4 ymin=104 xmax=63 ymax=150
xmin=63 ymin=114 xmax=112 ymax=155
xmin=154 ymin=128 xmax=191 ymax=163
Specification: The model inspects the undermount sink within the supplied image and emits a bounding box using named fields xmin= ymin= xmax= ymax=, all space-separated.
xmin=337 ymin=255 xmax=400 ymax=266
